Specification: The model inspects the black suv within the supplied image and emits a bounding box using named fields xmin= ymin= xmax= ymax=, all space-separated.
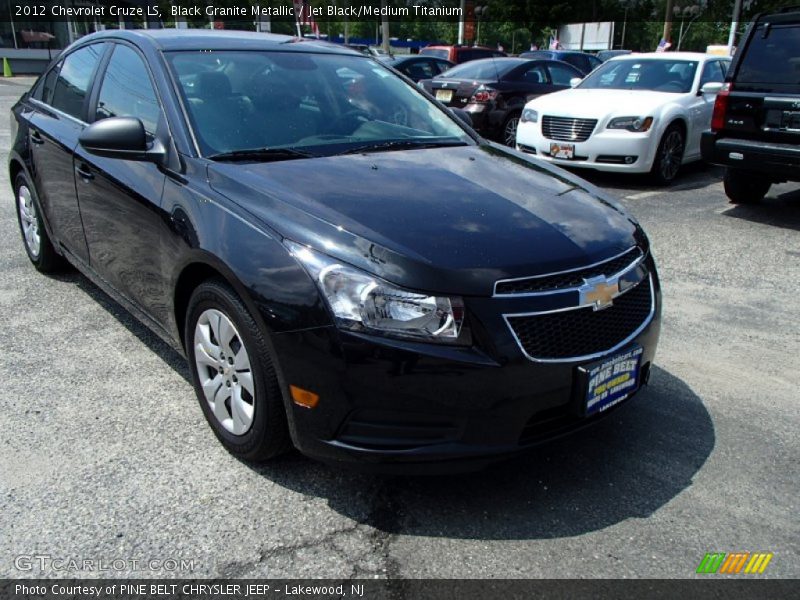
xmin=702 ymin=7 xmax=800 ymax=203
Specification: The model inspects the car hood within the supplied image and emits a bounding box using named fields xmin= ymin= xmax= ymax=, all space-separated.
xmin=527 ymin=88 xmax=680 ymax=119
xmin=208 ymin=144 xmax=644 ymax=296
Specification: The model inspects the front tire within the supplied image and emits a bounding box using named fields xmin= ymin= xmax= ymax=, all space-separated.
xmin=650 ymin=123 xmax=685 ymax=186
xmin=724 ymin=168 xmax=771 ymax=204
xmin=14 ymin=172 xmax=64 ymax=272
xmin=185 ymin=280 xmax=290 ymax=461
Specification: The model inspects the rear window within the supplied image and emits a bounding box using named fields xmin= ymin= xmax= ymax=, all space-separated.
xmin=440 ymin=59 xmax=518 ymax=80
xmin=737 ymin=23 xmax=800 ymax=89
xmin=420 ymin=48 xmax=449 ymax=60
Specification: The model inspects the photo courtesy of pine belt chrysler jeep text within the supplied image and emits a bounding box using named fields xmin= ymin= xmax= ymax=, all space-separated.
xmin=10 ymin=29 xmax=661 ymax=471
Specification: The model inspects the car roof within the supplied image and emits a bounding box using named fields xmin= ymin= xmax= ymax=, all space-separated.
xmin=424 ymin=45 xmax=497 ymax=51
xmin=72 ymin=29 xmax=362 ymax=55
xmin=607 ymin=51 xmax=718 ymax=62
xmin=389 ymin=55 xmax=449 ymax=64
xmin=525 ymin=50 xmax=588 ymax=55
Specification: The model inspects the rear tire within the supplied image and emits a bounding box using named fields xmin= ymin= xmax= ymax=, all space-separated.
xmin=650 ymin=123 xmax=685 ymax=186
xmin=14 ymin=172 xmax=64 ymax=272
xmin=502 ymin=112 xmax=521 ymax=147
xmin=724 ymin=168 xmax=771 ymax=204
xmin=185 ymin=279 xmax=291 ymax=461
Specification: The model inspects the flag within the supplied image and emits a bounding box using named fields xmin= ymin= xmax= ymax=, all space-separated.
xmin=656 ymin=38 xmax=672 ymax=52
xmin=293 ymin=0 xmax=320 ymax=38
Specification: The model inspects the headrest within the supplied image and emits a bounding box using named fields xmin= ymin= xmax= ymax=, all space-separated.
xmin=196 ymin=72 xmax=232 ymax=98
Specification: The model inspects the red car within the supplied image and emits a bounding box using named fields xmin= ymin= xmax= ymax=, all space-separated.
xmin=420 ymin=44 xmax=506 ymax=64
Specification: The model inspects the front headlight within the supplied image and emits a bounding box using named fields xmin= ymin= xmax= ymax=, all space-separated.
xmin=286 ymin=241 xmax=465 ymax=343
xmin=521 ymin=108 xmax=538 ymax=123
xmin=607 ymin=116 xmax=654 ymax=132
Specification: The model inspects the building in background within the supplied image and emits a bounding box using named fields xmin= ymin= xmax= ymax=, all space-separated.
xmin=0 ymin=0 xmax=166 ymax=73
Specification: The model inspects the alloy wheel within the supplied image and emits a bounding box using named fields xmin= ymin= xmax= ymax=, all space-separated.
xmin=18 ymin=185 xmax=40 ymax=258
xmin=193 ymin=309 xmax=255 ymax=435
xmin=504 ymin=116 xmax=520 ymax=146
xmin=658 ymin=130 xmax=684 ymax=182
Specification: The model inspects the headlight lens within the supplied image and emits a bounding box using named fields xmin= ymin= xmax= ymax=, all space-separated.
xmin=607 ymin=116 xmax=654 ymax=132
xmin=286 ymin=241 xmax=465 ymax=343
xmin=521 ymin=108 xmax=539 ymax=123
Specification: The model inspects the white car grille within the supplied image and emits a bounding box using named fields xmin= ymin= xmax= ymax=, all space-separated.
xmin=541 ymin=116 xmax=598 ymax=142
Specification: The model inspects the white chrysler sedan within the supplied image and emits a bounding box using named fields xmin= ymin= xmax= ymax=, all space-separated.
xmin=515 ymin=52 xmax=731 ymax=184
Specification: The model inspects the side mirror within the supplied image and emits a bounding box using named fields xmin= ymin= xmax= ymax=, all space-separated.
xmin=79 ymin=117 xmax=165 ymax=163
xmin=450 ymin=107 xmax=473 ymax=128
xmin=569 ymin=77 xmax=582 ymax=88
xmin=699 ymin=81 xmax=724 ymax=96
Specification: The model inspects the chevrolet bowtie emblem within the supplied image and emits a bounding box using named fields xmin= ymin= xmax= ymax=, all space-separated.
xmin=580 ymin=276 xmax=619 ymax=310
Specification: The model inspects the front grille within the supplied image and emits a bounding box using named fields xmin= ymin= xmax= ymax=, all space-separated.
xmin=507 ymin=276 xmax=653 ymax=361
xmin=542 ymin=116 xmax=597 ymax=142
xmin=496 ymin=247 xmax=643 ymax=295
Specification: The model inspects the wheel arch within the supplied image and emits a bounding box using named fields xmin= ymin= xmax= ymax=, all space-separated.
xmin=173 ymin=257 xmax=268 ymax=353
xmin=9 ymin=157 xmax=25 ymax=187
xmin=648 ymin=115 xmax=688 ymax=170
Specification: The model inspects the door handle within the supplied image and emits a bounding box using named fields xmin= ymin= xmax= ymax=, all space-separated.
xmin=75 ymin=163 xmax=94 ymax=181
xmin=30 ymin=130 xmax=44 ymax=145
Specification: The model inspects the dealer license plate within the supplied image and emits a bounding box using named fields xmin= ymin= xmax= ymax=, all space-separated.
xmin=435 ymin=89 xmax=453 ymax=103
xmin=584 ymin=346 xmax=644 ymax=416
xmin=550 ymin=142 xmax=575 ymax=159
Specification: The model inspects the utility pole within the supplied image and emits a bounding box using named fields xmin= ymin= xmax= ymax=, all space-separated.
xmin=663 ymin=0 xmax=675 ymax=42
xmin=457 ymin=0 xmax=466 ymax=44
xmin=727 ymin=0 xmax=743 ymax=48
xmin=381 ymin=0 xmax=390 ymax=53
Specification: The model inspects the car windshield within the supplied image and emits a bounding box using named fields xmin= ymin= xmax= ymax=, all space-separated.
xmin=439 ymin=59 xmax=519 ymax=80
xmin=166 ymin=51 xmax=472 ymax=157
xmin=578 ymin=58 xmax=698 ymax=93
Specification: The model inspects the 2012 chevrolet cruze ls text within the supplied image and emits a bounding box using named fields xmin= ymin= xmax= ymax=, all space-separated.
xmin=10 ymin=30 xmax=661 ymax=471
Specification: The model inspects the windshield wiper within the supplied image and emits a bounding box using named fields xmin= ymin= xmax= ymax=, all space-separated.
xmin=336 ymin=139 xmax=468 ymax=156
xmin=208 ymin=147 xmax=315 ymax=162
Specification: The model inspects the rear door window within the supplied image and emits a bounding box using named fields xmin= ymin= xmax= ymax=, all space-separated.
xmin=400 ymin=60 xmax=434 ymax=81
xmin=32 ymin=61 xmax=60 ymax=103
xmin=548 ymin=63 xmax=579 ymax=85
xmin=737 ymin=23 xmax=800 ymax=91
xmin=51 ymin=43 xmax=105 ymax=120
xmin=516 ymin=65 xmax=547 ymax=84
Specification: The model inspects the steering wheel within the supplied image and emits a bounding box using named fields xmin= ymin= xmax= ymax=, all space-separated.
xmin=329 ymin=109 xmax=372 ymax=135
xmin=387 ymin=104 xmax=410 ymax=127
xmin=659 ymin=80 xmax=685 ymax=92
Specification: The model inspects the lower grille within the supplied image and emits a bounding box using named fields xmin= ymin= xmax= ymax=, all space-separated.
xmin=336 ymin=410 xmax=462 ymax=450
xmin=506 ymin=276 xmax=654 ymax=361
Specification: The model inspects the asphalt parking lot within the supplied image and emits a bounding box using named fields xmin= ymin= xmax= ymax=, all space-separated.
xmin=0 ymin=78 xmax=797 ymax=579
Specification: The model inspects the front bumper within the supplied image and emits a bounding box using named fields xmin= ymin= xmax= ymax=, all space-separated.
xmin=701 ymin=131 xmax=800 ymax=182
xmin=271 ymin=262 xmax=662 ymax=472
xmin=516 ymin=121 xmax=659 ymax=173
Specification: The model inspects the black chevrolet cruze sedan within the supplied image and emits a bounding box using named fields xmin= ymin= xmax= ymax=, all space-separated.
xmin=10 ymin=30 xmax=661 ymax=471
